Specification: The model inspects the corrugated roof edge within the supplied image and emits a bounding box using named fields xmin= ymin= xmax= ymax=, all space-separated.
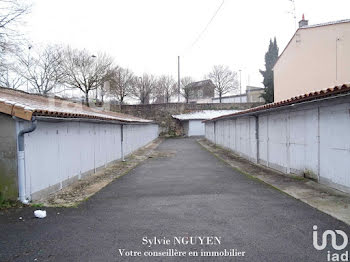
xmin=204 ymin=83 xmax=350 ymax=122
xmin=0 ymin=87 xmax=154 ymax=124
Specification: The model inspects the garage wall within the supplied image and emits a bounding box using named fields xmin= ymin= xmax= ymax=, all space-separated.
xmin=188 ymin=120 xmax=205 ymax=136
xmin=123 ymin=124 xmax=159 ymax=155
xmin=205 ymin=122 xmax=215 ymax=142
xmin=205 ymin=96 xmax=350 ymax=193
xmin=21 ymin=121 xmax=158 ymax=200
xmin=319 ymin=103 xmax=350 ymax=192
xmin=208 ymin=117 xmax=257 ymax=163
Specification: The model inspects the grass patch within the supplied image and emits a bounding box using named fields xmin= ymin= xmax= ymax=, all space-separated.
xmin=159 ymin=130 xmax=182 ymax=138
xmin=289 ymin=175 xmax=305 ymax=181
xmin=0 ymin=199 xmax=23 ymax=210
xmin=0 ymin=192 xmax=23 ymax=209
xmin=30 ymin=203 xmax=44 ymax=208
xmin=0 ymin=200 xmax=17 ymax=209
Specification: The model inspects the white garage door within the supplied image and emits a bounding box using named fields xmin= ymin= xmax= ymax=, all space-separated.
xmin=188 ymin=120 xmax=205 ymax=136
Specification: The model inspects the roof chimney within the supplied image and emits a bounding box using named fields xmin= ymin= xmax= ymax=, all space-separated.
xmin=298 ymin=14 xmax=308 ymax=28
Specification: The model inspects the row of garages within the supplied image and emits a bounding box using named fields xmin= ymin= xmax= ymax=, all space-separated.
xmin=205 ymin=84 xmax=350 ymax=194
xmin=2 ymin=85 xmax=350 ymax=202
xmin=0 ymin=88 xmax=158 ymax=202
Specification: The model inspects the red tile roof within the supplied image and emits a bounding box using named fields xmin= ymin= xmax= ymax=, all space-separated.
xmin=0 ymin=88 xmax=153 ymax=123
xmin=206 ymin=83 xmax=350 ymax=122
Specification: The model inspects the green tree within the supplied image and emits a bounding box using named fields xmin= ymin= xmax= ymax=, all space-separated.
xmin=259 ymin=37 xmax=279 ymax=103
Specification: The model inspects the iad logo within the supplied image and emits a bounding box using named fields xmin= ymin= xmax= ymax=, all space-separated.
xmin=313 ymin=225 xmax=349 ymax=261
xmin=313 ymin=225 xmax=348 ymax=250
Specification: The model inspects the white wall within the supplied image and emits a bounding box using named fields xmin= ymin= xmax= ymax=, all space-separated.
xmin=212 ymin=95 xmax=247 ymax=103
xmin=188 ymin=120 xmax=205 ymax=136
xmin=205 ymin=96 xmax=350 ymax=193
xmin=123 ymin=124 xmax=159 ymax=155
xmin=20 ymin=120 xmax=158 ymax=200
xmin=208 ymin=117 xmax=257 ymax=163
xmin=205 ymin=121 xmax=215 ymax=142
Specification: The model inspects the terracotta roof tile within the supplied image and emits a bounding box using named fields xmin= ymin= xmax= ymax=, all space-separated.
xmin=206 ymin=83 xmax=350 ymax=122
xmin=0 ymin=88 xmax=153 ymax=123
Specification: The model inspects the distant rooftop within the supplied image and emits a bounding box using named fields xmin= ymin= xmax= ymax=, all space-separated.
xmin=301 ymin=18 xmax=350 ymax=29
xmin=172 ymin=110 xmax=240 ymax=120
xmin=186 ymin=79 xmax=214 ymax=89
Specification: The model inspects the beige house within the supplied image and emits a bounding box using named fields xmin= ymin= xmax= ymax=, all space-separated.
xmin=273 ymin=17 xmax=350 ymax=102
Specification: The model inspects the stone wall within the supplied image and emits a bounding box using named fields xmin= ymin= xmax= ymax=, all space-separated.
xmin=0 ymin=113 xmax=18 ymax=202
xmin=112 ymin=102 xmax=263 ymax=135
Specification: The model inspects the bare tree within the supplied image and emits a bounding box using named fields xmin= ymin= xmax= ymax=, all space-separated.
xmin=108 ymin=66 xmax=134 ymax=104
xmin=131 ymin=73 xmax=156 ymax=104
xmin=14 ymin=45 xmax=65 ymax=94
xmin=154 ymin=75 xmax=176 ymax=103
xmin=207 ymin=65 xmax=238 ymax=103
xmin=0 ymin=0 xmax=30 ymax=50
xmin=180 ymin=76 xmax=194 ymax=103
xmin=0 ymin=0 xmax=31 ymax=84
xmin=0 ymin=66 xmax=25 ymax=89
xmin=61 ymin=47 xmax=113 ymax=106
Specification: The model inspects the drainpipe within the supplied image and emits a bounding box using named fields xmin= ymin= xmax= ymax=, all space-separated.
xmin=121 ymin=124 xmax=125 ymax=162
xmin=17 ymin=117 xmax=37 ymax=204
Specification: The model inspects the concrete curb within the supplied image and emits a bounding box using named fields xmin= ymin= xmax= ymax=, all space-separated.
xmin=197 ymin=138 xmax=350 ymax=225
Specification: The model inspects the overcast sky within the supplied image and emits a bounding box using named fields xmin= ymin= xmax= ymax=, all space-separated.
xmin=23 ymin=0 xmax=350 ymax=93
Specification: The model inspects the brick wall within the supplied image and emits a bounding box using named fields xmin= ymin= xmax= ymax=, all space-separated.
xmin=112 ymin=102 xmax=263 ymax=135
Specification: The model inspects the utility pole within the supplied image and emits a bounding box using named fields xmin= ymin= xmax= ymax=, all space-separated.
xmin=239 ymin=69 xmax=242 ymax=103
xmin=178 ymin=56 xmax=180 ymax=102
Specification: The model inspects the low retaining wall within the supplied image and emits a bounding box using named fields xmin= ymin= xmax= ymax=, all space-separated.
xmin=205 ymin=95 xmax=350 ymax=193
xmin=19 ymin=120 xmax=158 ymax=200
xmin=112 ymin=102 xmax=262 ymax=135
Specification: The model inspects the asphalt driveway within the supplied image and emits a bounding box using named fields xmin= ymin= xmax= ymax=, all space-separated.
xmin=0 ymin=138 xmax=349 ymax=261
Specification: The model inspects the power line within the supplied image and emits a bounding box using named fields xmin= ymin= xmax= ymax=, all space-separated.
xmin=287 ymin=0 xmax=297 ymax=30
xmin=187 ymin=0 xmax=225 ymax=51
xmin=178 ymin=0 xmax=225 ymax=85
